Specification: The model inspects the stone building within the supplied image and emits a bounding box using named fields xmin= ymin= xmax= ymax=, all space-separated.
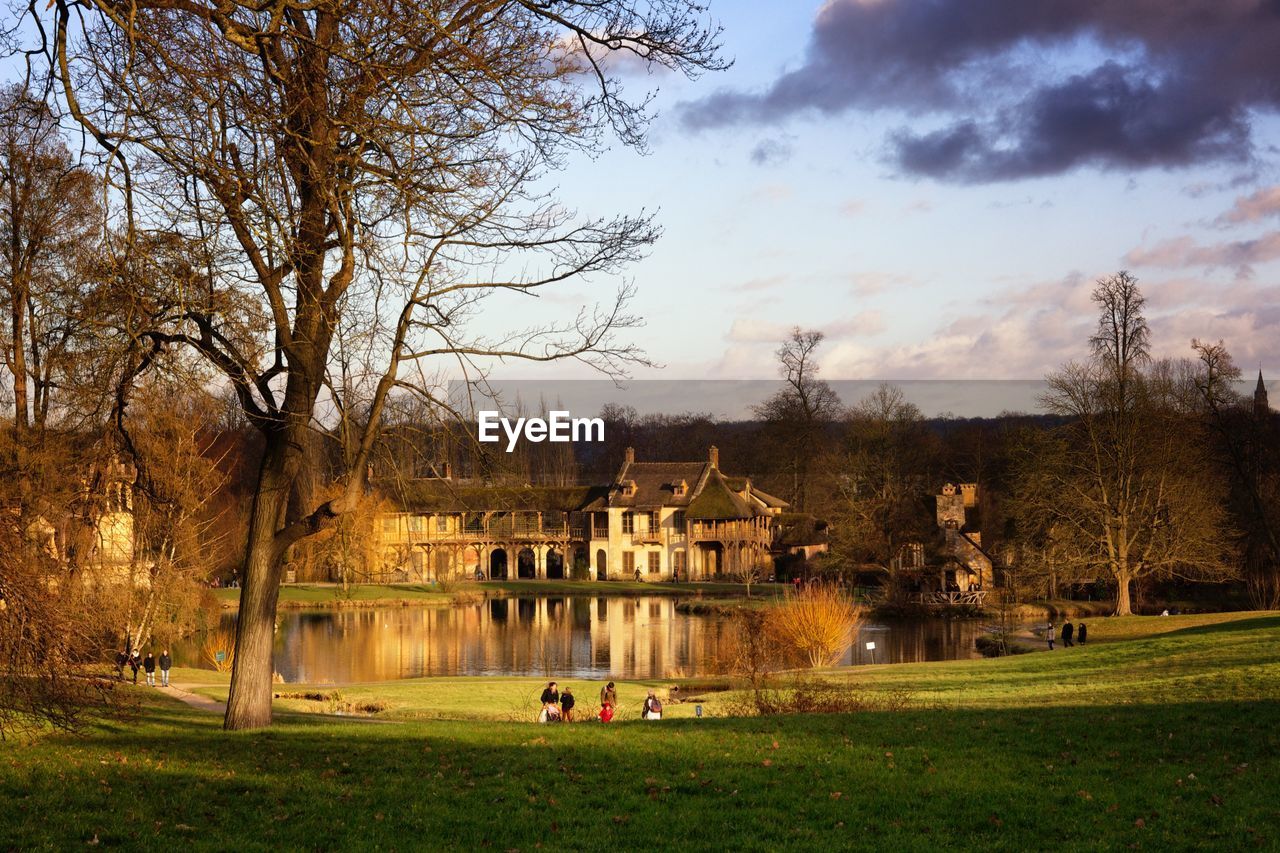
xmin=934 ymin=482 xmax=994 ymax=592
xmin=370 ymin=446 xmax=787 ymax=582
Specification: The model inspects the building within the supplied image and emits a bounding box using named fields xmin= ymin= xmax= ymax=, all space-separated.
xmin=934 ymin=482 xmax=994 ymax=592
xmin=371 ymin=446 xmax=788 ymax=582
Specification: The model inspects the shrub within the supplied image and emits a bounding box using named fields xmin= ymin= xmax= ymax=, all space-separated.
xmin=201 ymin=626 xmax=237 ymax=673
xmin=0 ymin=530 xmax=115 ymax=738
xmin=768 ymin=583 xmax=863 ymax=668
xmin=725 ymin=676 xmax=912 ymax=717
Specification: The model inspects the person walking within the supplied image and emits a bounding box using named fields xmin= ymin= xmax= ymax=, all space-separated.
xmin=128 ymin=651 xmax=141 ymax=684
xmin=1062 ymin=622 xmax=1075 ymax=648
xmin=1077 ymin=622 xmax=1088 ymax=645
xmin=158 ymin=649 xmax=172 ymax=687
xmin=560 ymin=686 xmax=576 ymax=722
xmin=114 ymin=650 xmax=127 ymax=681
xmin=143 ymin=652 xmax=156 ymax=686
xmin=1046 ymin=622 xmax=1056 ymax=651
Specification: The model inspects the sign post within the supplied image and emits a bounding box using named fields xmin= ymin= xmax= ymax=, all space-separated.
xmin=865 ymin=641 xmax=877 ymax=665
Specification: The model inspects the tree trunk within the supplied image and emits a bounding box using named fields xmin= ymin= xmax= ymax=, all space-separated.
xmin=10 ymin=280 xmax=27 ymax=433
xmin=1113 ymin=570 xmax=1133 ymax=616
xmin=223 ymin=437 xmax=291 ymax=730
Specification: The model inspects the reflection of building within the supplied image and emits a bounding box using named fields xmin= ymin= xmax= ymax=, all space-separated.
xmin=372 ymin=446 xmax=788 ymax=582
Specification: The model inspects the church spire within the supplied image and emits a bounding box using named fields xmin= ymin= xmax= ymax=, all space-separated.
xmin=1256 ymin=370 xmax=1270 ymax=416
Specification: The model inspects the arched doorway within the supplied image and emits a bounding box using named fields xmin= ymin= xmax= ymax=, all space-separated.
xmin=595 ymin=548 xmax=608 ymax=580
xmin=517 ymin=547 xmax=536 ymax=580
xmin=489 ymin=548 xmax=508 ymax=580
xmin=546 ymin=548 xmax=565 ymax=580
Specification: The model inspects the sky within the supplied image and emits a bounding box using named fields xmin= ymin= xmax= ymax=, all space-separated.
xmin=482 ymin=0 xmax=1280 ymax=387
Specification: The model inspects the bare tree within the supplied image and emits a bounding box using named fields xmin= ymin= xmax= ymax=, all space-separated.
xmin=0 ymin=85 xmax=101 ymax=484
xmin=817 ymin=383 xmax=935 ymax=587
xmin=1020 ymin=274 xmax=1233 ymax=615
xmin=1190 ymin=340 xmax=1280 ymax=608
xmin=31 ymin=0 xmax=725 ymax=728
xmin=753 ymin=328 xmax=843 ymax=509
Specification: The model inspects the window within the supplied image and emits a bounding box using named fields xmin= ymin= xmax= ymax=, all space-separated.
xmin=673 ymin=550 xmax=686 ymax=573
xmin=382 ymin=516 xmax=398 ymax=534
xmin=436 ymin=514 xmax=450 ymax=533
xmin=409 ymin=515 xmax=424 ymax=533
xmin=647 ymin=511 xmax=659 ymax=532
xmin=672 ymin=511 xmax=685 ymax=530
xmin=648 ymin=552 xmax=660 ymax=574
xmin=622 ymin=511 xmax=635 ymax=534
xmin=623 ymin=551 xmax=635 ymax=573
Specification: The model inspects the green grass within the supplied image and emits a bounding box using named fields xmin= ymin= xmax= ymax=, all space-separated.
xmin=212 ymin=583 xmax=454 ymax=607
xmin=4 ymin=613 xmax=1279 ymax=850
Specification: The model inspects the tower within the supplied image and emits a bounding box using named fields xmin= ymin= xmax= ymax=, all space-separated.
xmin=1256 ymin=371 xmax=1270 ymax=417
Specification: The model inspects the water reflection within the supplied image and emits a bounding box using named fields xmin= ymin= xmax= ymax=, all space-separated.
xmin=182 ymin=597 xmax=982 ymax=683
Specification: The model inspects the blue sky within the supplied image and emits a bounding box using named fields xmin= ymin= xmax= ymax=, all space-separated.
xmin=487 ymin=0 xmax=1280 ymax=383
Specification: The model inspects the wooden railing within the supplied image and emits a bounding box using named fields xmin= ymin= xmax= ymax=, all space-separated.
xmin=689 ymin=521 xmax=770 ymax=544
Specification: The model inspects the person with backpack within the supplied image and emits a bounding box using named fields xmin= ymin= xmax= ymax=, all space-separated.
xmin=1062 ymin=622 xmax=1075 ymax=647
xmin=158 ymin=649 xmax=172 ymax=687
xmin=642 ymin=691 xmax=662 ymax=720
xmin=143 ymin=652 xmax=157 ymax=686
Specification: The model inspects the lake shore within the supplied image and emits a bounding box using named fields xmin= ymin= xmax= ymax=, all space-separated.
xmin=211 ymin=580 xmax=786 ymax=610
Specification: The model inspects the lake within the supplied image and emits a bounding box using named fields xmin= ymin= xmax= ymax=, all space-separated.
xmin=182 ymin=596 xmax=984 ymax=683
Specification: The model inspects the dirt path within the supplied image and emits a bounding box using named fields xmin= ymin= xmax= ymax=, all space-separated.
xmin=163 ymin=681 xmax=397 ymax=724
xmin=165 ymin=682 xmax=227 ymax=714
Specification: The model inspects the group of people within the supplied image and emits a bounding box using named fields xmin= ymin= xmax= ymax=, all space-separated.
xmin=537 ymin=680 xmax=663 ymax=723
xmin=1045 ymin=621 xmax=1087 ymax=650
xmin=114 ymin=648 xmax=172 ymax=687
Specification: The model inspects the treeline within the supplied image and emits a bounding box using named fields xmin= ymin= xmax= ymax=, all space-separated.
xmin=350 ymin=277 xmax=1279 ymax=617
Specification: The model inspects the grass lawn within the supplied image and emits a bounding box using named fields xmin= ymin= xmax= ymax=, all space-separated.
xmin=3 ymin=613 xmax=1279 ymax=850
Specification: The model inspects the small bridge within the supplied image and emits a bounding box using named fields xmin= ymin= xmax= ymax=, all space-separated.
xmin=913 ymin=590 xmax=988 ymax=608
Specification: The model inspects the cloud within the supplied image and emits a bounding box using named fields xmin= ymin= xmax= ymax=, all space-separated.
xmin=677 ymin=0 xmax=1280 ymax=182
xmin=748 ymin=136 xmax=794 ymax=166
xmin=845 ymin=271 xmax=914 ymax=297
xmin=1125 ymin=231 xmax=1280 ymax=275
xmin=706 ymin=270 xmax=1280 ymax=381
xmin=1216 ymin=185 xmax=1280 ymax=226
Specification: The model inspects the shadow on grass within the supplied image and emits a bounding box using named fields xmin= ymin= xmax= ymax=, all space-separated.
xmin=5 ymin=699 xmax=1279 ymax=850
xmin=1152 ymin=614 xmax=1280 ymax=639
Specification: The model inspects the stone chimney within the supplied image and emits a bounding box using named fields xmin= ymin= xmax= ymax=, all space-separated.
xmin=624 ymin=446 xmax=635 ymax=466
xmin=708 ymin=445 xmax=719 ymax=469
